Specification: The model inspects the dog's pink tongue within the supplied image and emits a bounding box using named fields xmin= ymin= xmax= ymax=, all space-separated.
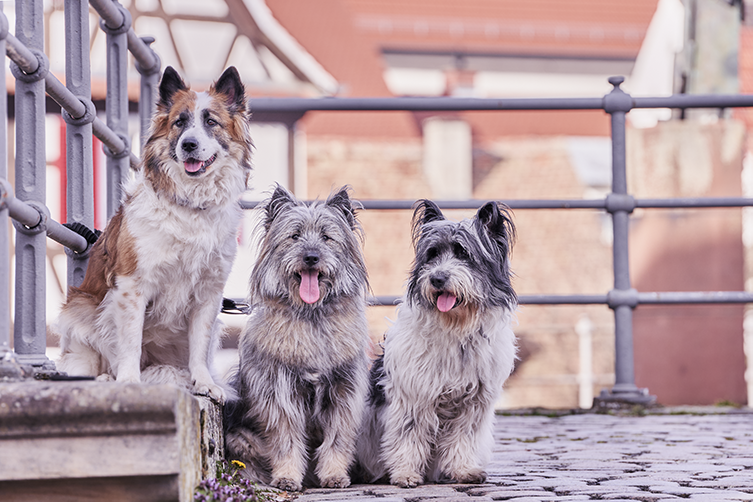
xmin=184 ymin=160 xmax=202 ymax=173
xmin=300 ymin=270 xmax=320 ymax=304
xmin=437 ymin=292 xmax=457 ymax=312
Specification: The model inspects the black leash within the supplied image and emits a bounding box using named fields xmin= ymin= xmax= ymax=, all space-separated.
xmin=221 ymin=297 xmax=253 ymax=315
xmin=63 ymin=222 xmax=102 ymax=246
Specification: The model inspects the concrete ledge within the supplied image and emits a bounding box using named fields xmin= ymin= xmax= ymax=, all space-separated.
xmin=0 ymin=380 xmax=221 ymax=502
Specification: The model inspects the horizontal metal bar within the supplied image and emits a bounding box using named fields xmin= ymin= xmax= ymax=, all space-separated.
xmin=240 ymin=199 xmax=607 ymax=211
xmin=636 ymin=197 xmax=753 ymax=208
xmin=248 ymin=93 xmax=753 ymax=115
xmin=520 ymin=295 xmax=608 ymax=305
xmin=633 ymin=94 xmax=753 ymax=110
xmin=637 ymin=291 xmax=753 ymax=304
xmin=241 ymin=196 xmax=753 ymax=212
xmin=1 ymin=178 xmax=88 ymax=253
xmin=367 ymin=292 xmax=753 ymax=307
xmin=250 ymin=96 xmax=605 ymax=113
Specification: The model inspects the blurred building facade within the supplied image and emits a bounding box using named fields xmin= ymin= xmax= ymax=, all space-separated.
xmin=10 ymin=0 xmax=753 ymax=407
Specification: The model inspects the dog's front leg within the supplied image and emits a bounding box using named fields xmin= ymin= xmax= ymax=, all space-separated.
xmin=381 ymin=402 xmax=435 ymax=488
xmin=315 ymin=363 xmax=368 ymax=488
xmin=111 ymin=277 xmax=147 ymax=383
xmin=267 ymin=369 xmax=309 ymax=492
xmin=188 ymin=295 xmax=225 ymax=402
xmin=434 ymin=399 xmax=492 ymax=484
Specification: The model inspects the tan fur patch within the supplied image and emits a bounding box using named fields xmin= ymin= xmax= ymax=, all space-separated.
xmin=68 ymin=208 xmax=138 ymax=305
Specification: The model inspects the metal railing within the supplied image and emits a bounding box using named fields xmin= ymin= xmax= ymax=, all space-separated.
xmin=244 ymin=78 xmax=753 ymax=405
xmin=0 ymin=0 xmax=159 ymax=371
xmin=1 ymin=0 xmax=752 ymax=405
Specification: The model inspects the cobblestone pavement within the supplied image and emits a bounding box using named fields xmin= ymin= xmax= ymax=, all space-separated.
xmin=287 ymin=408 xmax=753 ymax=502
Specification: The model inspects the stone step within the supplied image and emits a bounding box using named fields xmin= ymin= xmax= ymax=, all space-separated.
xmin=0 ymin=380 xmax=222 ymax=502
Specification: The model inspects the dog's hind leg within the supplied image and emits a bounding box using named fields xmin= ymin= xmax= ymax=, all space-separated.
xmin=225 ymin=427 xmax=273 ymax=485
xmin=57 ymin=338 xmax=102 ymax=377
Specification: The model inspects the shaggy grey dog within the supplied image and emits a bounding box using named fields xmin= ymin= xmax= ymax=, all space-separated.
xmin=225 ymin=185 xmax=370 ymax=491
xmin=356 ymin=199 xmax=517 ymax=488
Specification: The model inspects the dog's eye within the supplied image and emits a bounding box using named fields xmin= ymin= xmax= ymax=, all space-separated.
xmin=291 ymin=233 xmax=300 ymax=241
xmin=321 ymin=234 xmax=331 ymax=242
xmin=453 ymin=243 xmax=469 ymax=260
xmin=173 ymin=118 xmax=185 ymax=128
xmin=206 ymin=118 xmax=218 ymax=127
xmin=426 ymin=247 xmax=439 ymax=261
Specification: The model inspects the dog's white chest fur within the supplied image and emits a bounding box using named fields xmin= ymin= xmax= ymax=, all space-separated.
xmin=125 ymin=183 xmax=240 ymax=299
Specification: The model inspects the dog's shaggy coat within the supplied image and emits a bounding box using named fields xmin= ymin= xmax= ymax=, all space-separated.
xmin=225 ymin=185 xmax=370 ymax=492
xmin=55 ymin=66 xmax=252 ymax=402
xmin=356 ymin=200 xmax=517 ymax=487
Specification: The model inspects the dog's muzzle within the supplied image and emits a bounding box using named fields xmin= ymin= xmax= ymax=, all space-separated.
xmin=183 ymin=153 xmax=217 ymax=176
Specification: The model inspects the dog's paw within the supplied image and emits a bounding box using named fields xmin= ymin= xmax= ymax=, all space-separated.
xmin=192 ymin=381 xmax=227 ymax=403
xmin=320 ymin=475 xmax=351 ymax=489
xmin=271 ymin=477 xmax=302 ymax=492
xmin=391 ymin=472 xmax=422 ymax=488
xmin=449 ymin=469 xmax=487 ymax=484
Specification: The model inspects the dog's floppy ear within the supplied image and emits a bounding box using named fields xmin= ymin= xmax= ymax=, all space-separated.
xmin=159 ymin=66 xmax=187 ymax=107
xmin=326 ymin=186 xmax=359 ymax=230
xmin=264 ymin=184 xmax=296 ymax=231
xmin=211 ymin=66 xmax=246 ymax=112
xmin=476 ymin=201 xmax=516 ymax=256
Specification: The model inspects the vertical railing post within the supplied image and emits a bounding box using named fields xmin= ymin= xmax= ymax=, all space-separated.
xmin=0 ymin=7 xmax=14 ymax=372
xmin=63 ymin=0 xmax=96 ymax=289
xmin=100 ymin=0 xmax=131 ymax=219
xmin=10 ymin=0 xmax=53 ymax=368
xmin=135 ymin=36 xmax=160 ymax=153
xmin=596 ymin=76 xmax=655 ymax=406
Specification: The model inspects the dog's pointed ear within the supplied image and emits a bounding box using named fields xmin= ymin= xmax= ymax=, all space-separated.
xmin=411 ymin=199 xmax=444 ymax=246
xmin=413 ymin=199 xmax=444 ymax=226
xmin=159 ymin=66 xmax=187 ymax=107
xmin=264 ymin=184 xmax=296 ymax=231
xmin=476 ymin=201 xmax=516 ymax=254
xmin=326 ymin=186 xmax=359 ymax=229
xmin=211 ymin=67 xmax=246 ymax=112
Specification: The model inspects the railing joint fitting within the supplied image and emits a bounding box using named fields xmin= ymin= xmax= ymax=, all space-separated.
xmin=135 ymin=36 xmax=161 ymax=75
xmin=10 ymin=48 xmax=49 ymax=83
xmin=605 ymin=193 xmax=635 ymax=214
xmin=12 ymin=201 xmax=47 ymax=236
xmin=603 ymin=76 xmax=634 ymax=114
xmin=607 ymin=288 xmax=639 ymax=309
xmin=62 ymin=96 xmax=97 ymax=126
xmin=99 ymin=3 xmax=132 ymax=35
xmin=102 ymin=132 xmax=131 ymax=159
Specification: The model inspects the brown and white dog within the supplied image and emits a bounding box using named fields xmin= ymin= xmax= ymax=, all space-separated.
xmin=55 ymin=66 xmax=252 ymax=402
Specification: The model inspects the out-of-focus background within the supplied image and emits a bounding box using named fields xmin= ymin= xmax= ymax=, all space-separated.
xmin=5 ymin=0 xmax=753 ymax=409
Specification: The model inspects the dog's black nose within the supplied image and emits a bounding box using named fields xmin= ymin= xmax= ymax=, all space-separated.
xmin=304 ymin=253 xmax=319 ymax=267
xmin=182 ymin=138 xmax=198 ymax=152
xmin=430 ymin=273 xmax=448 ymax=289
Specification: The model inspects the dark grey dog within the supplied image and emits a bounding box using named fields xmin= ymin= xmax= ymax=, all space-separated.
xmin=356 ymin=200 xmax=517 ymax=487
xmin=225 ymin=185 xmax=370 ymax=491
